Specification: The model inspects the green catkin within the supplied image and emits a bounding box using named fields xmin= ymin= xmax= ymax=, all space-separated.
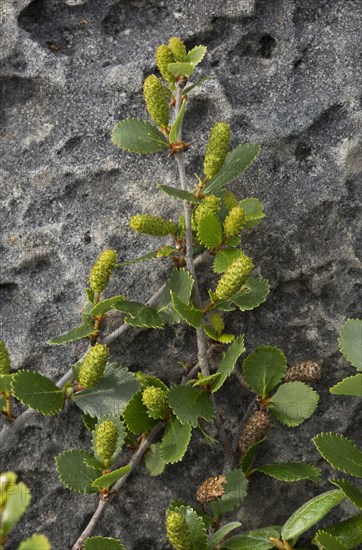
xmin=143 ymin=75 xmax=169 ymax=128
xmin=155 ymin=44 xmax=176 ymax=84
xmin=168 ymin=37 xmax=187 ymax=61
xmin=89 ymin=249 xmax=117 ymax=294
xmin=193 ymin=195 xmax=221 ymax=229
xmin=165 ymin=511 xmax=192 ymax=550
xmin=203 ymin=122 xmax=231 ymax=178
xmin=210 ymin=313 xmax=224 ymax=335
xmin=0 ymin=340 xmax=10 ymax=375
xmin=215 ymin=254 xmax=254 ymax=300
xmin=95 ymin=420 xmax=118 ymax=466
xmin=142 ymin=386 xmax=169 ymax=419
xmin=78 ymin=343 xmax=109 ymax=388
xmin=130 ymin=214 xmax=177 ymax=237
xmin=223 ymin=206 xmax=246 ymax=237
xmin=222 ymin=190 xmax=239 ymax=211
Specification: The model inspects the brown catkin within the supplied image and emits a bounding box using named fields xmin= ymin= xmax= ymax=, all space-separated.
xmin=284 ymin=361 xmax=322 ymax=383
xmin=238 ymin=409 xmax=271 ymax=459
xmin=196 ymin=475 xmax=226 ymax=504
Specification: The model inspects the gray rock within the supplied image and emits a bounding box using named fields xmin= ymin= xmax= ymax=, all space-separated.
xmin=0 ymin=0 xmax=361 ymax=548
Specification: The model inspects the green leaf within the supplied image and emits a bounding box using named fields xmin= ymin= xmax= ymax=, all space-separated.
xmin=0 ymin=373 xmax=13 ymax=393
xmin=91 ymin=417 xmax=126 ymax=467
xmin=73 ymin=363 xmax=140 ymax=418
xmin=55 ymin=450 xmax=102 ymax=494
xmin=210 ymin=469 xmax=248 ymax=516
xmin=330 ymin=374 xmax=362 ymax=396
xmin=122 ymin=390 xmax=159 ymax=434
xmin=157 ymin=184 xmax=200 ymax=204
xmin=203 ymin=144 xmax=260 ymax=196
xmin=144 ymin=442 xmax=166 ymax=477
xmin=231 ymin=278 xmax=270 ymax=311
xmin=192 ymin=372 xmax=221 ymax=388
xmin=204 ymin=325 xmax=235 ymax=343
xmin=197 ymin=213 xmax=223 ymax=249
xmin=185 ymin=45 xmax=207 ymax=65
xmin=239 ymin=198 xmax=265 ymax=229
xmin=158 ymin=268 xmax=194 ymax=324
xmin=112 ymin=118 xmax=169 ymax=154
xmin=167 ymin=385 xmax=215 ymax=427
xmin=330 ymin=478 xmax=362 ymax=509
xmin=313 ymin=433 xmax=362 ymax=478
xmin=314 ymin=513 xmax=362 ymax=550
xmin=183 ymin=76 xmax=211 ymax=95
xmin=89 ymin=296 xmax=126 ymax=316
xmin=160 ymin=416 xmax=192 ymax=463
xmin=269 ymin=381 xmax=319 ymax=427
xmin=0 ymin=394 xmax=6 ymax=411
xmin=314 ymin=532 xmax=347 ymax=550
xmin=240 ymin=439 xmax=266 ymax=474
xmin=211 ymin=335 xmax=246 ymax=392
xmin=220 ymin=526 xmax=281 ymax=550
xmin=82 ymin=413 xmax=97 ymax=432
xmin=168 ymin=62 xmax=194 ymax=77
xmin=92 ymin=466 xmax=131 ymax=490
xmin=135 ymin=373 xmax=169 ymax=392
xmin=208 ymin=522 xmax=242 ymax=549
xmin=169 ymin=98 xmax=187 ymax=143
xmin=281 ymin=489 xmax=345 ymax=540
xmin=255 ymin=462 xmax=321 ymax=482
xmin=118 ymin=251 xmax=158 ymax=266
xmin=83 ymin=537 xmax=126 ymax=550
xmin=170 ymin=291 xmax=203 ymax=328
xmin=176 ymin=505 xmax=208 ymax=550
xmin=338 ymin=319 xmax=362 ymax=370
xmin=112 ymin=300 xmax=164 ymax=329
xmin=213 ymin=249 xmax=242 ymax=273
xmin=11 ymin=371 xmax=65 ymax=416
xmin=1 ymin=482 xmax=31 ymax=537
xmin=17 ymin=534 xmax=51 ymax=550
xmin=48 ymin=322 xmax=95 ymax=344
xmin=242 ymin=346 xmax=287 ymax=397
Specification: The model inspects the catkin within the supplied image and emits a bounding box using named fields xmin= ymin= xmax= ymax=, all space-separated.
xmin=204 ymin=122 xmax=231 ymax=178
xmin=143 ymin=75 xmax=169 ymax=128
xmin=89 ymin=249 xmax=117 ymax=294
xmin=130 ymin=214 xmax=177 ymax=237
xmin=215 ymin=254 xmax=254 ymax=300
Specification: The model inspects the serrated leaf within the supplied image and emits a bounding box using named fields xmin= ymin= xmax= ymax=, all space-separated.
xmin=330 ymin=374 xmax=362 ymax=396
xmin=1 ymin=482 xmax=31 ymax=537
xmin=281 ymin=489 xmax=345 ymax=540
xmin=192 ymin=372 xmax=221 ymax=388
xmin=167 ymin=385 xmax=215 ymax=427
xmin=197 ymin=213 xmax=223 ymax=249
xmin=112 ymin=118 xmax=168 ymax=154
xmin=122 ymin=390 xmax=159 ymax=434
xmin=0 ymin=373 xmax=13 ymax=393
xmin=255 ymin=462 xmax=320 ymax=482
xmin=269 ymin=381 xmax=319 ymax=427
xmin=158 ymin=268 xmax=194 ymax=324
xmin=232 ymin=278 xmax=270 ymax=311
xmin=0 ymin=394 xmax=6 ymax=411
xmin=48 ymin=322 xmax=95 ymax=344
xmin=174 ymin=505 xmax=208 ymax=550
xmin=83 ymin=537 xmax=126 ymax=550
xmin=82 ymin=413 xmax=97 ymax=432
xmin=242 ymin=346 xmax=287 ymax=398
xmin=330 ymin=479 xmax=362 ymax=509
xmin=338 ymin=319 xmax=362 ymax=370
xmin=55 ymin=450 xmax=102 ymax=494
xmin=11 ymin=371 xmax=65 ymax=416
xmin=211 ymin=335 xmax=246 ymax=392
xmin=144 ymin=442 xmax=166 ymax=477
xmin=210 ymin=469 xmax=248 ymax=516
xmin=204 ymin=325 xmax=235 ymax=343
xmin=169 ymin=98 xmax=187 ymax=144
xmin=157 ymin=184 xmax=200 ymax=204
xmin=183 ymin=76 xmax=211 ymax=95
xmin=92 ymin=466 xmax=131 ymax=490
xmin=239 ymin=198 xmax=265 ymax=229
xmin=314 ymin=531 xmax=347 ymax=550
xmin=240 ymin=438 xmax=266 ymax=474
xmin=92 ymin=417 xmax=126 ymax=467
xmin=220 ymin=526 xmax=281 ymax=550
xmin=314 ymin=513 xmax=362 ymax=550
xmin=313 ymin=433 xmax=362 ymax=478
xmin=185 ymin=45 xmax=207 ymax=65
xmin=160 ymin=416 xmax=192 ymax=463
xmin=73 ymin=363 xmax=140 ymax=418
xmin=17 ymin=534 xmax=51 ymax=550
xmin=168 ymin=62 xmax=194 ymax=77
xmin=118 ymin=251 xmax=158 ymax=266
xmin=208 ymin=522 xmax=242 ymax=549
xmin=203 ymin=144 xmax=260 ymax=196
xmin=89 ymin=296 xmax=126 ymax=316
xmin=170 ymin=291 xmax=203 ymax=328
xmin=213 ymin=249 xmax=242 ymax=273
xmin=112 ymin=300 xmax=164 ymax=328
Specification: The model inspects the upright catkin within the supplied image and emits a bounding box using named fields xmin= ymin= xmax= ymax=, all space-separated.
xmin=204 ymin=122 xmax=231 ymax=178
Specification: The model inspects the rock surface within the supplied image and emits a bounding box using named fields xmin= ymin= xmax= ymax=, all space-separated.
xmin=0 ymin=0 xmax=361 ymax=548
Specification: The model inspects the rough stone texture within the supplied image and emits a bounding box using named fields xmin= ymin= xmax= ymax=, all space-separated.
xmin=0 ymin=0 xmax=361 ymax=548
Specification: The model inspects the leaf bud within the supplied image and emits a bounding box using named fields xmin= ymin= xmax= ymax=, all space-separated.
xmin=89 ymin=249 xmax=117 ymax=294
xmin=203 ymin=122 xmax=231 ymax=178
xmin=95 ymin=419 xmax=118 ymax=467
xmin=143 ymin=75 xmax=170 ymax=128
xmin=215 ymin=254 xmax=254 ymax=300
xmin=0 ymin=339 xmax=10 ymax=375
xmin=196 ymin=474 xmax=226 ymax=504
xmin=168 ymin=37 xmax=187 ymax=61
xmin=210 ymin=313 xmax=224 ymax=335
xmin=155 ymin=44 xmax=176 ymax=84
xmin=78 ymin=343 xmax=109 ymax=388
xmin=284 ymin=361 xmax=322 ymax=383
xmin=193 ymin=195 xmax=221 ymax=229
xmin=141 ymin=386 xmax=169 ymax=419
xmin=223 ymin=206 xmax=246 ymax=238
xmin=165 ymin=510 xmax=192 ymax=550
xmin=238 ymin=409 xmax=271 ymax=459
xmin=130 ymin=214 xmax=177 ymax=237
xmin=222 ymin=190 xmax=239 ymax=211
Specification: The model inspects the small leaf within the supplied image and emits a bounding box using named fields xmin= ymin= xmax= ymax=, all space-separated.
xmin=82 ymin=413 xmax=97 ymax=432
xmin=185 ymin=45 xmax=207 ymax=65
xmin=83 ymin=537 xmax=126 ymax=550
xmin=220 ymin=526 xmax=281 ymax=550
xmin=168 ymin=62 xmax=194 ymax=77
xmin=89 ymin=296 xmax=126 ymax=316
xmin=330 ymin=374 xmax=362 ymax=396
xmin=211 ymin=335 xmax=246 ymax=392
xmin=123 ymin=390 xmax=159 ymax=434
xmin=135 ymin=373 xmax=169 ymax=392
xmin=160 ymin=416 xmax=192 ymax=464
xmin=313 ymin=433 xmax=362 ymax=478
xmin=338 ymin=319 xmax=362 ymax=370
xmin=183 ymin=76 xmax=211 ymax=95
xmin=55 ymin=450 xmax=102 ymax=494
xmin=192 ymin=372 xmax=221 ymax=388
xmin=169 ymin=98 xmax=187 ymax=144
xmin=314 ymin=513 xmax=362 ymax=550
xmin=167 ymin=385 xmax=215 ymax=427
xmin=213 ymin=249 xmax=242 ymax=273
xmin=17 ymin=534 xmax=51 ymax=550
xmin=239 ymin=198 xmax=265 ymax=229
xmin=240 ymin=439 xmax=266 ymax=474
xmin=314 ymin=532 xmax=347 ymax=550
xmin=113 ymin=300 xmax=164 ymax=329
xmin=210 ymin=469 xmax=248 ymax=516
xmin=281 ymin=489 xmax=345 ymax=540
xmin=157 ymin=184 xmax=200 ymax=204
xmin=173 ymin=504 xmax=209 ymax=550
xmin=170 ymin=291 xmax=203 ymax=328
xmin=204 ymin=325 xmax=235 ymax=343
xmin=0 ymin=373 xmax=13 ymax=393
xmin=1 ymin=481 xmax=31 ymax=537
xmin=203 ymin=144 xmax=260 ymax=196
xmin=208 ymin=522 xmax=241 ymax=549
xmin=255 ymin=462 xmax=321 ymax=482
xmin=11 ymin=371 xmax=65 ymax=416
xmin=118 ymin=251 xmax=158 ymax=266
xmin=242 ymin=346 xmax=287 ymax=397
xmin=330 ymin=478 xmax=362 ymax=509
xmin=197 ymin=213 xmax=223 ymax=249
xmin=269 ymin=381 xmax=319 ymax=427
xmin=158 ymin=268 xmax=194 ymax=324
xmin=144 ymin=443 xmax=166 ymax=477
xmin=48 ymin=323 xmax=95 ymax=345
xmin=92 ymin=466 xmax=131 ymax=490
xmin=112 ymin=119 xmax=169 ymax=154
xmin=231 ymin=278 xmax=270 ymax=312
